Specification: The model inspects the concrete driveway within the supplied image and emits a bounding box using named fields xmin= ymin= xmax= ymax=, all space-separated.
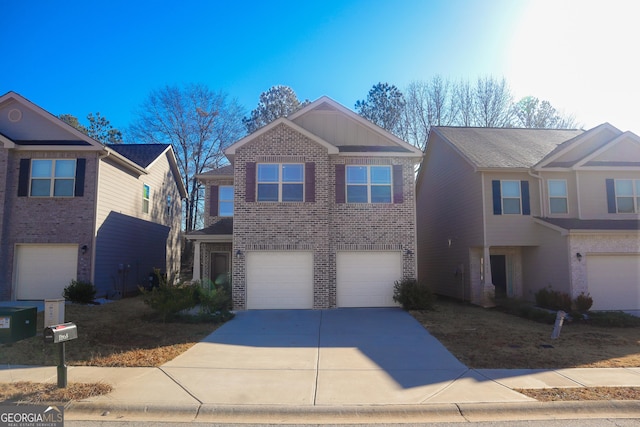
xmin=160 ymin=308 xmax=528 ymax=405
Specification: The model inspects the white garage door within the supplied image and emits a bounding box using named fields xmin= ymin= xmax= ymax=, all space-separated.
xmin=337 ymin=251 xmax=402 ymax=307
xmin=15 ymin=244 xmax=78 ymax=300
xmin=246 ymin=251 xmax=313 ymax=309
xmin=587 ymin=254 xmax=640 ymax=311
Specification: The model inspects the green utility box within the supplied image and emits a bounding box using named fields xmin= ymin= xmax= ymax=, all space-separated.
xmin=0 ymin=306 xmax=37 ymax=344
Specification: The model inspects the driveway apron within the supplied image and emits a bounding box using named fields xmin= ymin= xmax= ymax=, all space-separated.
xmin=161 ymin=308 xmax=521 ymax=405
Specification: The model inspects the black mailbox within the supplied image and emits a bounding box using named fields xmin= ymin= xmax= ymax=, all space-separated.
xmin=44 ymin=322 xmax=77 ymax=344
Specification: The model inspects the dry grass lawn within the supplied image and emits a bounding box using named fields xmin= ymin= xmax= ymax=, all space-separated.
xmin=1 ymin=296 xmax=639 ymax=403
xmin=411 ymin=299 xmax=640 ymax=369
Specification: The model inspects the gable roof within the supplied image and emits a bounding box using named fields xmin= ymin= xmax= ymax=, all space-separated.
xmin=197 ymin=164 xmax=233 ymax=179
xmin=0 ymin=91 xmax=104 ymax=149
xmin=106 ymin=144 xmax=171 ymax=168
xmin=225 ymin=96 xmax=422 ymax=160
xmin=431 ymin=127 xmax=584 ymax=170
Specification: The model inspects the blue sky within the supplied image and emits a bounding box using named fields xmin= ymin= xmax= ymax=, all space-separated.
xmin=2 ymin=0 xmax=638 ymax=134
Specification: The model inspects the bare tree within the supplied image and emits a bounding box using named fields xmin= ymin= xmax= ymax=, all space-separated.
xmin=128 ymin=83 xmax=245 ymax=232
xmin=243 ymin=85 xmax=308 ymax=133
xmin=453 ymin=79 xmax=475 ymax=127
xmin=513 ymin=96 xmax=579 ymax=129
xmin=472 ymin=76 xmax=514 ymax=127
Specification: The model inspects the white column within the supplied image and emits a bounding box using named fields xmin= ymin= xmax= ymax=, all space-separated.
xmin=482 ymin=246 xmax=495 ymax=307
xmin=192 ymin=241 xmax=201 ymax=282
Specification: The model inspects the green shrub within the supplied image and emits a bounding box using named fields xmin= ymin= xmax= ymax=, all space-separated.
xmin=573 ymin=292 xmax=593 ymax=314
xmin=588 ymin=311 xmax=640 ymax=327
xmin=496 ymin=298 xmax=556 ymax=324
xmin=63 ymin=280 xmax=96 ymax=304
xmin=195 ymin=278 xmax=232 ymax=314
xmin=534 ymin=286 xmax=572 ymax=312
xmin=140 ymin=276 xmax=198 ymax=322
xmin=393 ymin=278 xmax=435 ymax=310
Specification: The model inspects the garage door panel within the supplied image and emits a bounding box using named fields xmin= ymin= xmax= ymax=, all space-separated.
xmin=246 ymin=252 xmax=313 ymax=309
xmin=587 ymin=255 xmax=640 ymax=311
xmin=337 ymin=251 xmax=402 ymax=308
xmin=16 ymin=245 xmax=78 ymax=300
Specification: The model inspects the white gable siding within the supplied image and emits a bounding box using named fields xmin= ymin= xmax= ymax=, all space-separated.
xmin=0 ymin=100 xmax=83 ymax=141
xmin=292 ymin=110 xmax=394 ymax=147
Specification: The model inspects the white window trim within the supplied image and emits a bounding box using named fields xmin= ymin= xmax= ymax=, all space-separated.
xmin=346 ymin=165 xmax=392 ymax=204
xmin=548 ymin=179 xmax=568 ymax=215
xmin=614 ymin=179 xmax=640 ymax=213
xmin=219 ymin=185 xmax=234 ymax=216
xmin=257 ymin=163 xmax=304 ymax=202
xmin=143 ymin=183 xmax=150 ymax=214
xmin=30 ymin=159 xmax=76 ymax=198
xmin=501 ymin=180 xmax=522 ymax=215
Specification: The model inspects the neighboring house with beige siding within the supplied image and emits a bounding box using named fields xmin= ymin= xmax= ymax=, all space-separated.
xmin=416 ymin=124 xmax=640 ymax=312
xmin=0 ymin=92 xmax=186 ymax=301
xmin=187 ymin=96 xmax=423 ymax=309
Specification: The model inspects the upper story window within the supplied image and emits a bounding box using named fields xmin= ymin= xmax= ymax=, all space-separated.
xmin=614 ymin=179 xmax=640 ymax=213
xmin=548 ymin=180 xmax=568 ymax=214
xmin=501 ymin=180 xmax=521 ymax=214
xmin=219 ymin=185 xmax=234 ymax=216
xmin=257 ymin=163 xmax=304 ymax=202
xmin=492 ymin=180 xmax=530 ymax=215
xmin=143 ymin=184 xmax=150 ymax=214
xmin=346 ymin=165 xmax=392 ymax=203
xmin=30 ymin=159 xmax=76 ymax=197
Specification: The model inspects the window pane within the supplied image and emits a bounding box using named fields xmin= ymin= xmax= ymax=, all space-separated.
xmin=219 ymin=186 xmax=234 ymax=201
xmin=550 ymin=198 xmax=568 ymax=214
xmin=370 ymin=166 xmax=391 ymax=184
xmin=501 ymin=181 xmax=520 ymax=197
xmin=55 ymin=160 xmax=76 ymax=177
xmin=31 ymin=160 xmax=52 ymax=178
xmin=257 ymin=183 xmax=278 ymax=201
xmin=347 ymin=185 xmax=368 ymax=203
xmin=219 ymin=201 xmax=234 ymax=216
xmin=616 ymin=180 xmax=633 ymax=196
xmin=30 ymin=179 xmax=51 ymax=196
xmin=371 ymin=185 xmax=391 ymax=203
xmin=617 ymin=197 xmax=635 ymax=213
xmin=257 ymin=164 xmax=278 ymax=182
xmin=548 ymin=180 xmax=567 ymax=197
xmin=143 ymin=185 xmax=150 ymax=199
xmin=54 ymin=179 xmax=74 ymax=196
xmin=503 ymin=198 xmax=521 ymax=214
xmin=282 ymin=183 xmax=303 ymax=201
xmin=282 ymin=164 xmax=303 ymax=182
xmin=346 ymin=166 xmax=367 ymax=184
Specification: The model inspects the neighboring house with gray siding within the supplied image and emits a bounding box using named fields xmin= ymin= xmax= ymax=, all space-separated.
xmin=416 ymin=124 xmax=640 ymax=311
xmin=0 ymin=92 xmax=186 ymax=301
xmin=187 ymin=96 xmax=423 ymax=309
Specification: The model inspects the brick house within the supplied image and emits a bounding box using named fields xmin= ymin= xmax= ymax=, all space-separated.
xmin=416 ymin=124 xmax=640 ymax=311
xmin=0 ymin=92 xmax=186 ymax=300
xmin=187 ymin=96 xmax=423 ymax=309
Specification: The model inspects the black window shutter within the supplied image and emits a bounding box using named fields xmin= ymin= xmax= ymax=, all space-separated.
xmin=305 ymin=162 xmax=315 ymax=203
xmin=393 ymin=165 xmax=403 ymax=204
xmin=210 ymin=185 xmax=219 ymax=216
xmin=335 ymin=164 xmax=345 ymax=204
xmin=606 ymin=179 xmax=616 ymax=213
xmin=521 ymin=180 xmax=530 ymax=215
xmin=74 ymin=158 xmax=86 ymax=197
xmin=17 ymin=159 xmax=30 ymax=197
xmin=492 ymin=180 xmax=502 ymax=215
xmin=245 ymin=162 xmax=256 ymax=202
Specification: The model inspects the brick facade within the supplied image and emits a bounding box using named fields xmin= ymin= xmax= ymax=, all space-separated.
xmin=230 ymin=123 xmax=417 ymax=309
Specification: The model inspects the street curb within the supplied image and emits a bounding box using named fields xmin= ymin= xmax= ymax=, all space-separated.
xmin=65 ymin=400 xmax=640 ymax=423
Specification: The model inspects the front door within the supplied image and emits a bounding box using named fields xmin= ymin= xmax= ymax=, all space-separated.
xmin=490 ymin=255 xmax=507 ymax=298
xmin=210 ymin=252 xmax=230 ymax=287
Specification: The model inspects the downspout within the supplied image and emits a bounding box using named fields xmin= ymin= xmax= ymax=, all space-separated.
xmin=528 ymin=169 xmax=544 ymax=217
xmin=92 ymin=149 xmax=110 ymax=292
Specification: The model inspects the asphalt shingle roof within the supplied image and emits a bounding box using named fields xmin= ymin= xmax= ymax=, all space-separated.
xmin=434 ymin=127 xmax=584 ymax=168
xmin=188 ymin=218 xmax=233 ymax=236
xmin=106 ymin=144 xmax=170 ymax=168
xmin=199 ymin=165 xmax=234 ymax=176
xmin=537 ymin=217 xmax=640 ymax=231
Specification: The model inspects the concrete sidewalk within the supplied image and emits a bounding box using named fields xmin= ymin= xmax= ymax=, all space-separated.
xmin=1 ymin=308 xmax=640 ymax=423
